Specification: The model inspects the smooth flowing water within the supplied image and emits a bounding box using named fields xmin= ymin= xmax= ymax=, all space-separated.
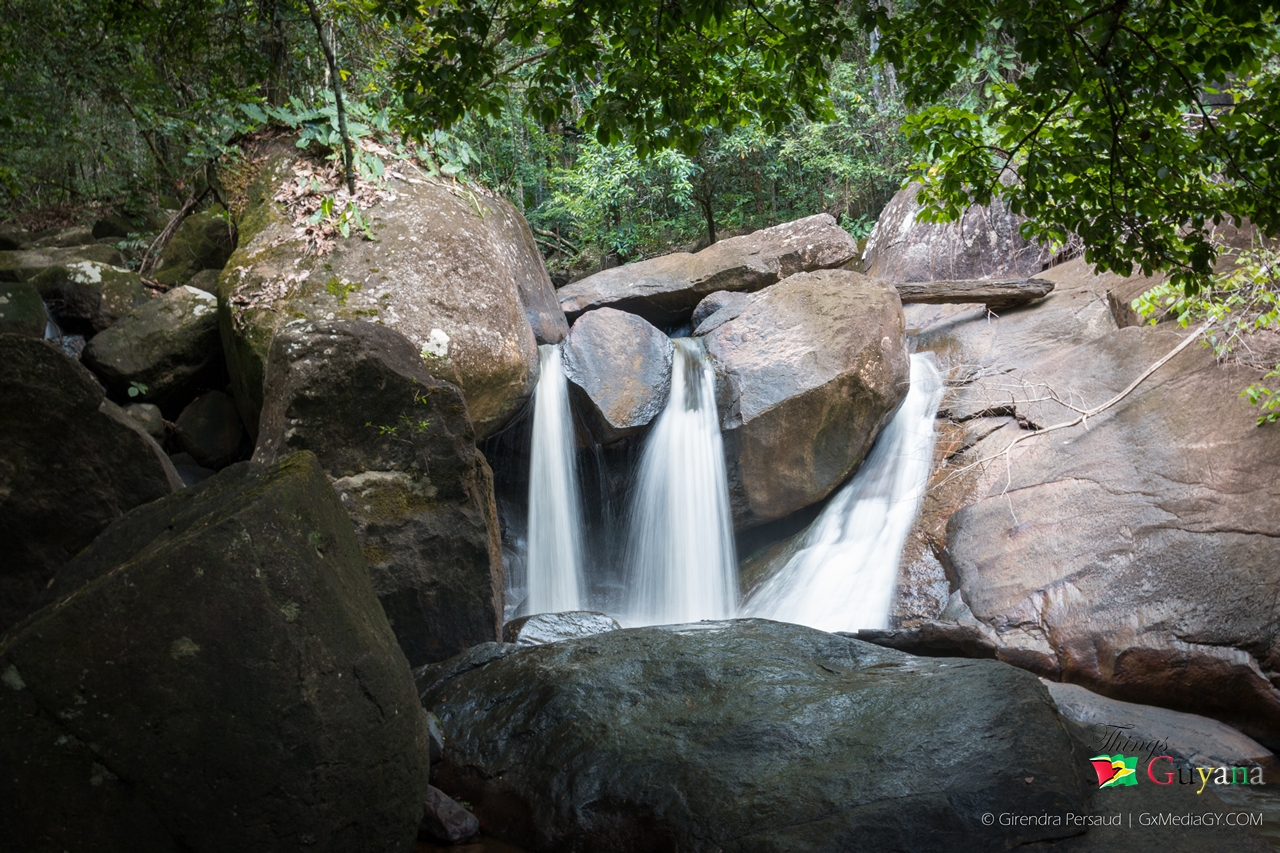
xmin=622 ymin=338 xmax=738 ymax=626
xmin=743 ymin=353 xmax=945 ymax=632
xmin=524 ymin=343 xmax=585 ymax=614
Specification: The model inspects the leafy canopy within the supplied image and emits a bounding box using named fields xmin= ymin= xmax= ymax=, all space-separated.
xmin=867 ymin=0 xmax=1280 ymax=293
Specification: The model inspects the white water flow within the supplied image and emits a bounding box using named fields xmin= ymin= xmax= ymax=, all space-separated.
xmin=743 ymin=353 xmax=945 ymax=632
xmin=525 ymin=344 xmax=585 ymax=614
xmin=623 ymin=338 xmax=738 ymax=626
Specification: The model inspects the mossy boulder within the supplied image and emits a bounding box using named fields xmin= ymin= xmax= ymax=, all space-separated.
xmin=32 ymin=261 xmax=148 ymax=335
xmin=0 ymin=335 xmax=180 ymax=630
xmin=1 ymin=452 xmax=432 ymax=853
xmin=150 ymin=208 xmax=235 ymax=287
xmin=0 ymin=244 xmax=125 ymax=282
xmin=219 ymin=147 xmax=564 ymax=440
xmin=254 ymin=321 xmax=503 ymax=666
xmin=82 ymin=285 xmax=223 ymax=413
xmin=0 ymin=280 xmax=47 ymax=337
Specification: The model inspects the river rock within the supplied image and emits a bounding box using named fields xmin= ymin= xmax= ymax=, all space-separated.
xmin=0 ymin=280 xmax=47 ymax=337
xmin=905 ymin=257 xmax=1280 ymax=750
xmin=0 ymin=244 xmax=125 ymax=281
xmin=419 ymin=786 xmax=480 ymax=845
xmin=0 ymin=335 xmax=181 ymax=630
xmin=690 ymin=289 xmax=751 ymax=334
xmin=174 ymin=391 xmax=246 ymax=470
xmin=0 ymin=452 xmax=432 ymax=853
xmin=254 ymin=320 xmax=503 ymax=667
xmin=82 ymin=285 xmax=222 ymax=412
xmin=502 ymin=611 xmax=621 ymax=646
xmin=31 ymin=261 xmax=148 ymax=335
xmin=219 ymin=144 xmax=562 ymax=440
xmin=561 ymin=308 xmax=673 ymax=444
xmin=151 ymin=208 xmax=235 ymax=287
xmin=31 ymin=225 xmax=95 ymax=249
xmin=862 ymin=181 xmax=1053 ymax=282
xmin=558 ymin=214 xmax=859 ymax=327
xmin=186 ymin=268 xmax=220 ymax=294
xmin=421 ymin=619 xmax=1090 ymax=852
xmin=0 ymin=223 xmax=30 ymax=250
xmin=123 ymin=402 xmax=165 ymax=438
xmin=702 ymin=269 xmax=910 ymax=529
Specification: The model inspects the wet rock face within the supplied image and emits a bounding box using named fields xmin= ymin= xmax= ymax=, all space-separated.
xmin=702 ymin=270 xmax=910 ymax=530
xmin=219 ymin=147 xmax=565 ymax=440
xmin=0 ymin=335 xmax=180 ymax=630
xmin=861 ymin=181 xmax=1053 ymax=282
xmin=255 ymin=320 xmax=503 ymax=667
xmin=420 ymin=619 xmax=1091 ymax=853
xmin=82 ymin=285 xmax=223 ymax=413
xmin=561 ymin=307 xmax=674 ymax=445
xmin=0 ymin=452 xmax=431 ymax=853
xmin=557 ymin=214 xmax=859 ymax=327
xmin=502 ymin=611 xmax=621 ymax=646
xmin=906 ymin=256 xmax=1280 ymax=750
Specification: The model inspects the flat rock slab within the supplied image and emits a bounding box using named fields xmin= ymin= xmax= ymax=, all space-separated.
xmin=558 ymin=214 xmax=858 ymax=327
xmin=502 ymin=611 xmax=621 ymax=646
xmin=702 ymin=269 xmax=909 ymax=529
xmin=561 ymin=308 xmax=673 ymax=444
xmin=1 ymin=452 xmax=431 ymax=853
xmin=0 ymin=244 xmax=125 ymax=282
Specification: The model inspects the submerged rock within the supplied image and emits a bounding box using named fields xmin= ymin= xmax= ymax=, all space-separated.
xmin=502 ymin=611 xmax=621 ymax=646
xmin=1 ymin=452 xmax=431 ymax=853
xmin=0 ymin=335 xmax=180 ymax=630
xmin=82 ymin=285 xmax=223 ymax=412
xmin=31 ymin=261 xmax=148 ymax=335
xmin=558 ymin=214 xmax=858 ymax=327
xmin=254 ymin=320 xmax=503 ymax=667
xmin=702 ymin=269 xmax=910 ymax=529
xmin=861 ymin=180 xmax=1052 ymax=282
xmin=219 ymin=143 xmax=563 ymax=440
xmin=150 ymin=208 xmax=235 ymax=287
xmin=562 ymin=307 xmax=673 ymax=444
xmin=421 ymin=620 xmax=1090 ymax=852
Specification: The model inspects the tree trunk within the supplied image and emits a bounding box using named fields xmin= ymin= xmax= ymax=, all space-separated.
xmin=258 ymin=0 xmax=289 ymax=107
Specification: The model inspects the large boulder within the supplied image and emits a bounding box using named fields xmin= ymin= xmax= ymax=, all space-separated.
xmin=558 ymin=214 xmax=859 ymax=327
xmin=219 ymin=146 xmax=564 ymax=440
xmin=31 ymin=260 xmax=148 ymax=335
xmin=0 ymin=452 xmax=432 ymax=853
xmin=561 ymin=307 xmax=673 ymax=445
xmin=0 ymin=280 xmax=47 ymax=337
xmin=419 ymin=619 xmax=1265 ymax=853
xmin=31 ymin=225 xmax=95 ymax=249
xmin=150 ymin=208 xmax=236 ymax=287
xmin=174 ymin=391 xmax=247 ymax=470
xmin=0 ymin=335 xmax=181 ymax=630
xmin=0 ymin=244 xmax=125 ymax=281
xmin=254 ymin=321 xmax=503 ymax=667
xmin=906 ymin=256 xmax=1280 ymax=750
xmin=702 ymin=270 xmax=910 ymax=529
xmin=82 ymin=285 xmax=223 ymax=412
xmin=862 ymin=181 xmax=1052 ymax=282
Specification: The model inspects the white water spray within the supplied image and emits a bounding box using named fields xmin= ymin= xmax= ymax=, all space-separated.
xmin=525 ymin=344 xmax=585 ymax=614
xmin=623 ymin=338 xmax=737 ymax=626
xmin=743 ymin=353 xmax=944 ymax=632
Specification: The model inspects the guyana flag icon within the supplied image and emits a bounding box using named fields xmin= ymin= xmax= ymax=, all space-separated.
xmin=1090 ymin=755 xmax=1138 ymax=788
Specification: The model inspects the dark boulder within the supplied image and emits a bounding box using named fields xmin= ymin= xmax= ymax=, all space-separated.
xmin=702 ymin=270 xmax=910 ymax=529
xmin=558 ymin=214 xmax=858 ymax=327
xmin=151 ymin=208 xmax=235 ymax=287
xmin=92 ymin=215 xmax=135 ymax=240
xmin=502 ymin=611 xmax=621 ymax=646
xmin=31 ymin=225 xmax=95 ymax=249
xmin=0 ymin=280 xmax=47 ymax=337
xmin=82 ymin=285 xmax=223 ymax=412
xmin=123 ymin=402 xmax=165 ymax=439
xmin=254 ymin=320 xmax=503 ymax=667
xmin=31 ymin=260 xmax=148 ymax=335
xmin=562 ymin=308 xmax=673 ymax=444
xmin=1 ymin=452 xmax=432 ymax=853
xmin=861 ymin=180 xmax=1052 ymax=282
xmin=174 ymin=391 xmax=247 ymax=470
xmin=0 ymin=223 xmax=30 ymax=251
xmin=421 ymin=619 xmax=1093 ymax=852
xmin=0 ymin=245 xmax=125 ymax=281
xmin=0 ymin=335 xmax=180 ymax=630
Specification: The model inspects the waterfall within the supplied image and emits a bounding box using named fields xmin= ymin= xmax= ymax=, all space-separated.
xmin=743 ymin=353 xmax=944 ymax=632
xmin=525 ymin=343 xmax=585 ymax=614
xmin=622 ymin=337 xmax=738 ymax=626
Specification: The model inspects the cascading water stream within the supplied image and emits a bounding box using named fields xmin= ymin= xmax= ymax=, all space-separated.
xmin=622 ymin=337 xmax=738 ymax=626
xmin=743 ymin=353 xmax=944 ymax=632
xmin=524 ymin=343 xmax=585 ymax=614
